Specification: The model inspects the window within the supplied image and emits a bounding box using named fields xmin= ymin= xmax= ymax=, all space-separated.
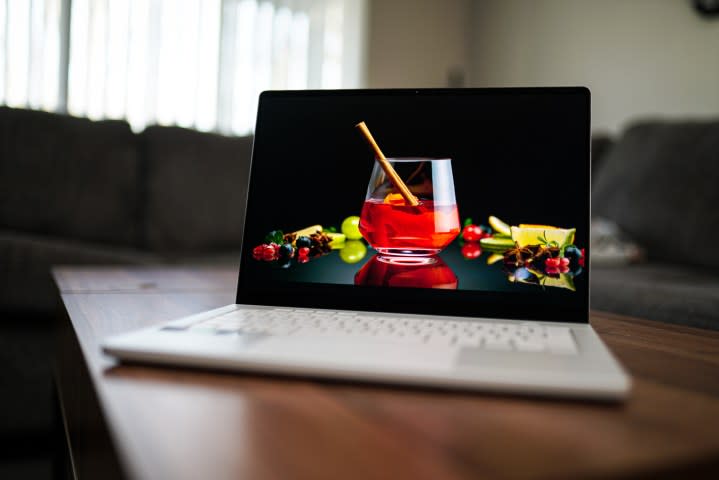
xmin=0 ymin=0 xmax=367 ymax=135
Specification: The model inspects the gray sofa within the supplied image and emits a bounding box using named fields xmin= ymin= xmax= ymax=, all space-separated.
xmin=1 ymin=107 xmax=252 ymax=315
xmin=590 ymin=120 xmax=719 ymax=330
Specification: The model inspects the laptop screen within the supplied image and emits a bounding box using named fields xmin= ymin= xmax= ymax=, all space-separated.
xmin=238 ymin=88 xmax=590 ymax=323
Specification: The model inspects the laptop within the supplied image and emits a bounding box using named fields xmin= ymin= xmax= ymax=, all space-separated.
xmin=103 ymin=88 xmax=630 ymax=401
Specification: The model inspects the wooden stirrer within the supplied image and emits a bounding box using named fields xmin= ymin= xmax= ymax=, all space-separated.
xmin=355 ymin=121 xmax=419 ymax=206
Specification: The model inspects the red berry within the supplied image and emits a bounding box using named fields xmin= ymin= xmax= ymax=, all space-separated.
xmin=252 ymin=245 xmax=264 ymax=260
xmin=262 ymin=245 xmax=276 ymax=261
xmin=462 ymin=224 xmax=484 ymax=242
xmin=298 ymin=247 xmax=310 ymax=257
xmin=545 ymin=257 xmax=560 ymax=268
xmin=461 ymin=242 xmax=482 ymax=259
xmin=559 ymin=257 xmax=570 ymax=267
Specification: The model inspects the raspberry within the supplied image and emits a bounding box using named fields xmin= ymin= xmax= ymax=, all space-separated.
xmin=262 ymin=245 xmax=277 ymax=261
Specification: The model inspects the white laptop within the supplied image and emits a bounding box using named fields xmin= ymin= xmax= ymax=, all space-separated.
xmin=103 ymin=88 xmax=630 ymax=401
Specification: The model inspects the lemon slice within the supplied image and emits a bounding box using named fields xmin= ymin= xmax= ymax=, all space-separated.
xmin=519 ymin=224 xmax=558 ymax=229
xmin=486 ymin=253 xmax=504 ymax=265
xmin=510 ymin=226 xmax=575 ymax=247
xmin=488 ymin=215 xmax=512 ymax=236
xmin=540 ymin=273 xmax=576 ymax=291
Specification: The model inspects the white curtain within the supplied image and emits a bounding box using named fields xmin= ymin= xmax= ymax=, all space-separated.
xmin=0 ymin=0 xmax=367 ymax=135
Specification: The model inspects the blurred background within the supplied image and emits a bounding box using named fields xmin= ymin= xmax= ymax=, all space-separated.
xmin=1 ymin=1 xmax=718 ymax=478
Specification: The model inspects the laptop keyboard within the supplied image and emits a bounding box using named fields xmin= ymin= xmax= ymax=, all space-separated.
xmin=165 ymin=308 xmax=578 ymax=355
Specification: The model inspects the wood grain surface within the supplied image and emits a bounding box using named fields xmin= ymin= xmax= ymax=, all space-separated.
xmin=53 ymin=266 xmax=719 ymax=480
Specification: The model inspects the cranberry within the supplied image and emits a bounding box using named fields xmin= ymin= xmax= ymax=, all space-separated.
xmin=461 ymin=242 xmax=482 ymax=259
xmin=462 ymin=224 xmax=484 ymax=242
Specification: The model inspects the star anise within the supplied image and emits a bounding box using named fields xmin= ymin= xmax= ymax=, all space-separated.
xmin=503 ymin=242 xmax=536 ymax=267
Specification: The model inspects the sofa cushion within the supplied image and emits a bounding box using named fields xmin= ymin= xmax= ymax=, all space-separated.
xmin=141 ymin=126 xmax=252 ymax=252
xmin=592 ymin=120 xmax=719 ymax=268
xmin=0 ymin=107 xmax=140 ymax=245
xmin=591 ymin=263 xmax=719 ymax=330
xmin=0 ymin=230 xmax=161 ymax=314
xmin=590 ymin=133 xmax=613 ymax=184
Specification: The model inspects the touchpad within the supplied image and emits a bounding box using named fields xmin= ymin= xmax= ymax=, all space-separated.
xmin=248 ymin=336 xmax=458 ymax=372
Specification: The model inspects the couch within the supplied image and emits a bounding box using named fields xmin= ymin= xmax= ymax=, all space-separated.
xmin=1 ymin=107 xmax=252 ymax=315
xmin=590 ymin=120 xmax=719 ymax=331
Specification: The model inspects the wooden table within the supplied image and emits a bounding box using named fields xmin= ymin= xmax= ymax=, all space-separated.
xmin=53 ymin=266 xmax=719 ymax=480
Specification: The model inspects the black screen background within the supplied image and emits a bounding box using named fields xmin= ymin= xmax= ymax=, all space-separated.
xmin=237 ymin=88 xmax=590 ymax=323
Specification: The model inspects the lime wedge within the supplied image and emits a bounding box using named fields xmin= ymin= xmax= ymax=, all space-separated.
xmin=510 ymin=226 xmax=575 ymax=247
xmin=480 ymin=237 xmax=515 ymax=251
xmin=488 ymin=215 xmax=512 ymax=236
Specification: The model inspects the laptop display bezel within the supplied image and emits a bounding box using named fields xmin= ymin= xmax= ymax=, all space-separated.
xmin=236 ymin=88 xmax=591 ymax=324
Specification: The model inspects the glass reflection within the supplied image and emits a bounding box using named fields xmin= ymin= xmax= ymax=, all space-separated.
xmin=354 ymin=255 xmax=458 ymax=289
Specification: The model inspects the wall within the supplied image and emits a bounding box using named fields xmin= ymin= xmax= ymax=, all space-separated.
xmin=469 ymin=0 xmax=719 ymax=133
xmin=367 ymin=0 xmax=471 ymax=88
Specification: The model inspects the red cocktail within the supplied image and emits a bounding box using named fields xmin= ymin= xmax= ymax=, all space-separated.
xmin=359 ymin=199 xmax=460 ymax=255
xmin=359 ymin=158 xmax=460 ymax=256
xmin=355 ymin=255 xmax=458 ymax=289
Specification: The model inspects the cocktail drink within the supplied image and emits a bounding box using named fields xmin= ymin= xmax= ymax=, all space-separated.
xmin=355 ymin=255 xmax=458 ymax=289
xmin=359 ymin=158 xmax=460 ymax=256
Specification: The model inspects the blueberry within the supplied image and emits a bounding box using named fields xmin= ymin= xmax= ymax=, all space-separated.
xmin=295 ymin=236 xmax=312 ymax=248
xmin=564 ymin=245 xmax=583 ymax=266
xmin=514 ymin=267 xmax=537 ymax=282
xmin=279 ymin=243 xmax=294 ymax=258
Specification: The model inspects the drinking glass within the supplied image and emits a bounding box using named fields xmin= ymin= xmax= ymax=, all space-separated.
xmin=359 ymin=158 xmax=460 ymax=256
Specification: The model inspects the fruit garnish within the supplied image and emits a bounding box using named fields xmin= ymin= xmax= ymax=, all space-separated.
xmin=326 ymin=232 xmax=346 ymax=244
xmin=563 ymin=245 xmax=583 ymax=266
xmin=461 ymin=242 xmax=482 ymax=259
xmin=383 ymin=193 xmax=406 ymax=205
xmin=519 ymin=224 xmax=559 ymax=229
xmin=510 ymin=226 xmax=575 ymax=248
xmin=461 ymin=224 xmax=485 ymax=242
xmin=486 ymin=253 xmax=504 ymax=265
xmin=544 ymin=257 xmax=570 ymax=275
xmin=341 ymin=215 xmax=362 ymax=240
xmin=278 ymin=243 xmax=294 ymax=259
xmin=295 ymin=236 xmax=312 ymax=248
xmin=540 ymin=273 xmax=576 ymax=291
xmin=261 ymin=244 xmax=277 ymax=261
xmin=488 ymin=215 xmax=512 ymax=237
xmin=339 ymin=240 xmax=367 ymax=264
xmin=479 ymin=236 xmax=515 ymax=251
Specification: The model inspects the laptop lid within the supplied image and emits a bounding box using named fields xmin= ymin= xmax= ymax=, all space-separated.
xmin=237 ymin=88 xmax=590 ymax=324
